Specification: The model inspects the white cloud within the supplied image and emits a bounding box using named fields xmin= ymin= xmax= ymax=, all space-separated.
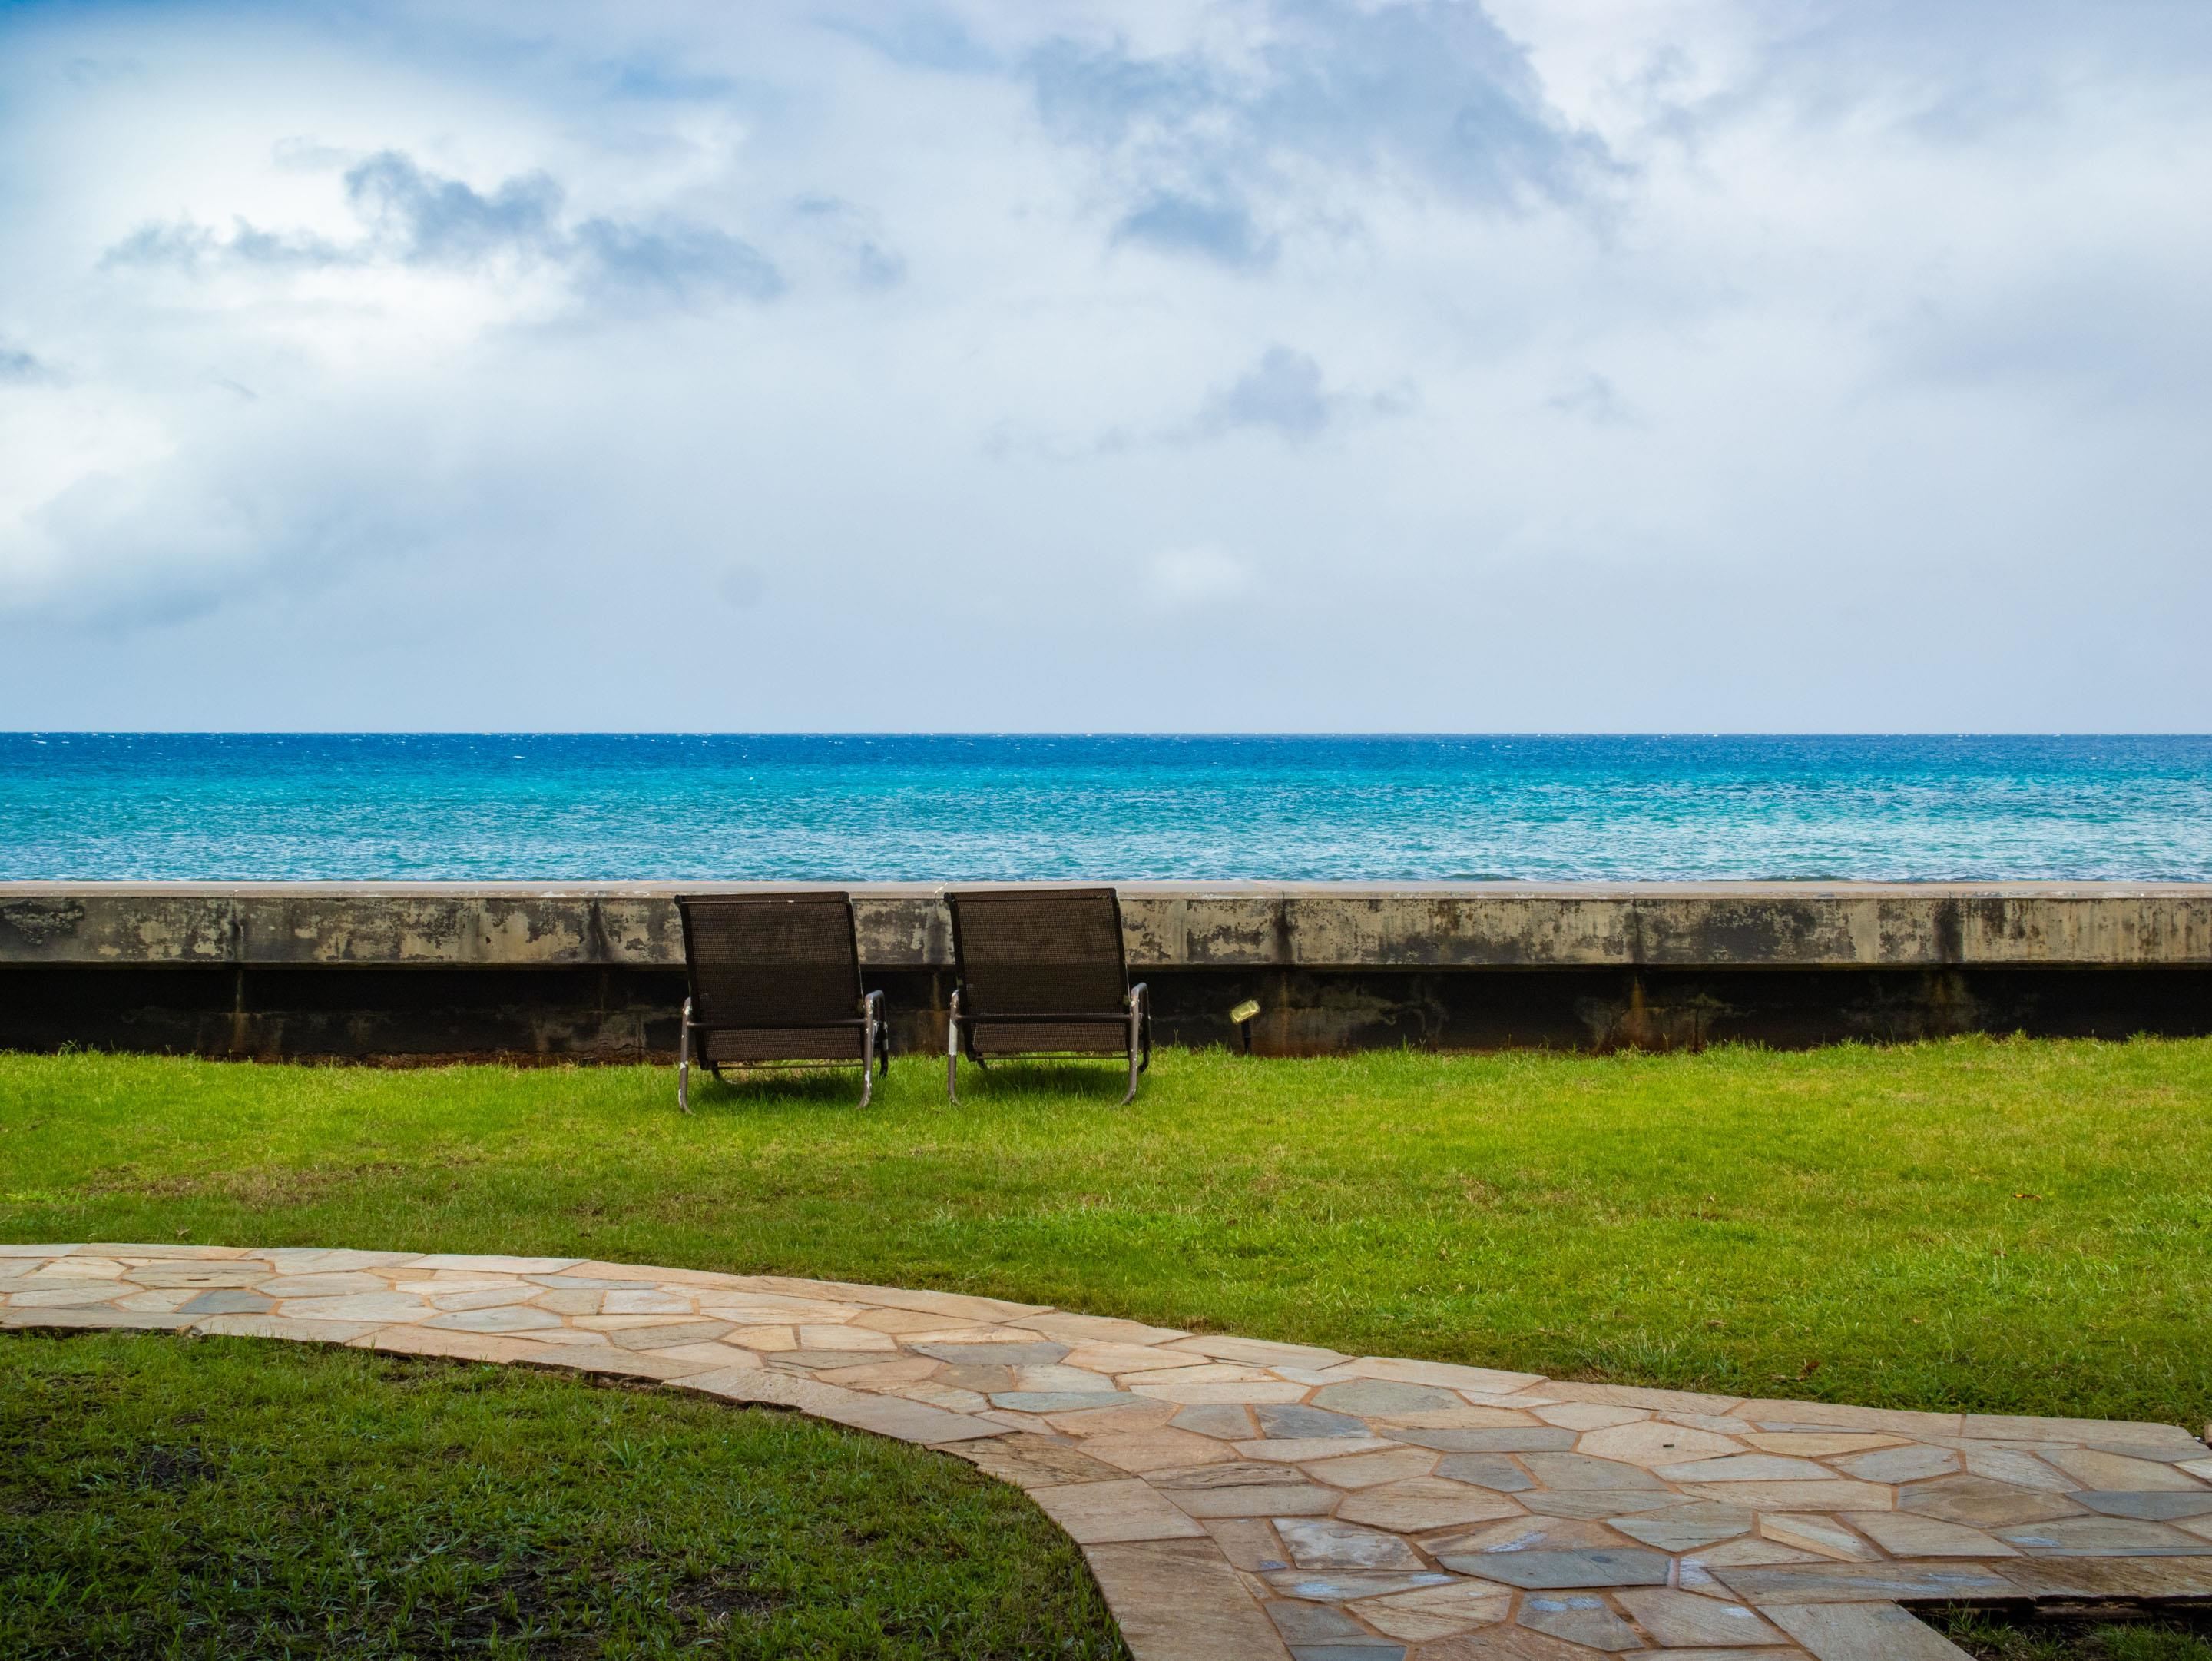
xmin=0 ymin=0 xmax=2206 ymax=729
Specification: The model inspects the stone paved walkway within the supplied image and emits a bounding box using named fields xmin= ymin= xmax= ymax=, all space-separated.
xmin=6 ymin=1245 xmax=2210 ymax=1661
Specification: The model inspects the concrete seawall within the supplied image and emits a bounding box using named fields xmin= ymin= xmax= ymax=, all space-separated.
xmin=4 ymin=882 xmax=2210 ymax=1059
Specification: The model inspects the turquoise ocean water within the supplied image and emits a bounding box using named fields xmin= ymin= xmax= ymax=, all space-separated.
xmin=1 ymin=734 xmax=2207 ymax=883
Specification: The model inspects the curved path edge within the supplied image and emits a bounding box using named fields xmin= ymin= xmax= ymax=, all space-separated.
xmin=7 ymin=1244 xmax=2211 ymax=1661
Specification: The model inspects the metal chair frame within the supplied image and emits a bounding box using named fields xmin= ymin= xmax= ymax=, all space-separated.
xmin=942 ymin=887 xmax=1150 ymax=1106
xmin=675 ymin=893 xmax=889 ymax=1112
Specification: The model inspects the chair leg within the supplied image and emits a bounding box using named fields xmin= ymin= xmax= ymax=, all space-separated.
xmin=945 ymin=990 xmax=962 ymax=1104
xmin=1121 ymin=983 xmax=1147 ymax=1105
xmin=860 ymin=990 xmax=887 ymax=1109
xmin=677 ymin=998 xmax=693 ymax=1115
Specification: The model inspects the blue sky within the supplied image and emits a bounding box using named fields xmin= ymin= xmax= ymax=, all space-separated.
xmin=0 ymin=0 xmax=2207 ymax=731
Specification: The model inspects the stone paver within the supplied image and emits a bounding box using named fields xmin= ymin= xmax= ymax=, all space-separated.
xmin=4 ymin=1244 xmax=2207 ymax=1661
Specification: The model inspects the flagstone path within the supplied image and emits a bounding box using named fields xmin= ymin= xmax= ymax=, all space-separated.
xmin=7 ymin=1244 xmax=2210 ymax=1661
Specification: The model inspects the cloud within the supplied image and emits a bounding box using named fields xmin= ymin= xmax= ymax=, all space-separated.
xmin=789 ymin=194 xmax=906 ymax=288
xmin=1031 ymin=0 xmax=1616 ymax=263
xmin=1547 ymin=373 xmax=1638 ymax=429
xmin=343 ymin=151 xmax=565 ymax=266
xmin=1737 ymin=1 xmax=2212 ymax=143
xmin=821 ymin=7 xmax=998 ymax=74
xmin=1 ymin=426 xmax=418 ymax=627
xmin=572 ymin=217 xmax=785 ymax=306
xmin=1027 ymin=34 xmax=1212 ymax=143
xmin=0 ymin=341 xmax=49 ymax=382
xmin=1114 ymin=193 xmax=1276 ymax=269
xmin=101 ymin=220 xmax=224 ymax=270
xmin=1207 ymin=345 xmax=1329 ymax=436
xmin=589 ymin=56 xmax=744 ymax=104
xmin=1194 ymin=346 xmax=1410 ymax=440
xmin=102 ymin=149 xmax=784 ymax=310
xmin=990 ymin=343 xmax=1407 ymax=455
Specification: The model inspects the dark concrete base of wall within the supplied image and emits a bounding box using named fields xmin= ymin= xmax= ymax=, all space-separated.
xmin=5 ymin=963 xmax=2209 ymax=1063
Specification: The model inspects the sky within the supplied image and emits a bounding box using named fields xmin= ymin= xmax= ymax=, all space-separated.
xmin=0 ymin=0 xmax=2207 ymax=733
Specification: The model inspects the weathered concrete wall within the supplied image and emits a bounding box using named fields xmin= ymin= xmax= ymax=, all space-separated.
xmin=4 ymin=883 xmax=2210 ymax=1060
xmin=7 ymin=881 xmax=2212 ymax=970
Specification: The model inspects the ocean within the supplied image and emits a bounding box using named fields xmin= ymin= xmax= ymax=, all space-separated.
xmin=2 ymin=733 xmax=2207 ymax=884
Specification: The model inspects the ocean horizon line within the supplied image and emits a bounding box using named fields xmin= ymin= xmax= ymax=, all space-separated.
xmin=9 ymin=729 xmax=2212 ymax=741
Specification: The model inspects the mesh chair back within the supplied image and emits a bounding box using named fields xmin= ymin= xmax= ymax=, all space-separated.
xmin=677 ymin=893 xmax=862 ymax=1029
xmin=949 ymin=888 xmax=1128 ymax=1016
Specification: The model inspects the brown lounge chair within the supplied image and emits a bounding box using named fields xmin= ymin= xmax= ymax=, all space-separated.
xmin=674 ymin=892 xmax=887 ymax=1111
xmin=945 ymin=887 xmax=1150 ymax=1105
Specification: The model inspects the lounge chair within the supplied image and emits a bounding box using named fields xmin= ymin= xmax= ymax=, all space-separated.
xmin=945 ymin=887 xmax=1150 ymax=1104
xmin=674 ymin=892 xmax=887 ymax=1111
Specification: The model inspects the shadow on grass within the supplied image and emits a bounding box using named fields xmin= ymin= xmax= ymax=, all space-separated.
xmin=685 ymin=1059 xmax=1141 ymax=1112
xmin=682 ymin=1066 xmax=878 ymax=1113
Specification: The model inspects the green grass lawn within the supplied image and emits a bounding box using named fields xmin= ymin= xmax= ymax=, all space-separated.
xmin=0 ymin=1330 xmax=1125 ymax=1660
xmin=1936 ymin=1606 xmax=2212 ymax=1660
xmin=3 ymin=1039 xmax=2210 ymax=1427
